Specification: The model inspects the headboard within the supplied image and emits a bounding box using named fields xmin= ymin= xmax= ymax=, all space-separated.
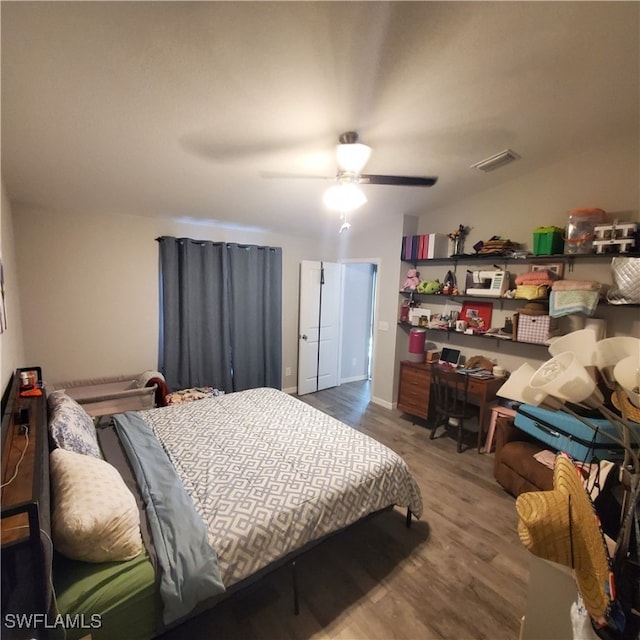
xmin=1 ymin=367 xmax=52 ymax=634
xmin=1 ymin=370 xmax=17 ymax=446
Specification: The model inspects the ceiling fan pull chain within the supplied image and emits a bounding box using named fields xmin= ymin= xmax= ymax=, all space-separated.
xmin=339 ymin=211 xmax=351 ymax=233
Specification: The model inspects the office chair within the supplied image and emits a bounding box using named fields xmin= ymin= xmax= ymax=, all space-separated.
xmin=429 ymin=365 xmax=480 ymax=453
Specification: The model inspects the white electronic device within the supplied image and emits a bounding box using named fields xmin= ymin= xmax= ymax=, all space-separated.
xmin=465 ymin=270 xmax=510 ymax=297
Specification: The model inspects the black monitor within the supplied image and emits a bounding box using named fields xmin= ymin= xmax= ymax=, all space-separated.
xmin=439 ymin=347 xmax=461 ymax=366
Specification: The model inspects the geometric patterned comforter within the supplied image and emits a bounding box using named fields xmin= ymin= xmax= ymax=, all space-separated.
xmin=136 ymin=387 xmax=423 ymax=588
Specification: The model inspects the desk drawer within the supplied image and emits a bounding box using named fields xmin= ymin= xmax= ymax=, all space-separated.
xmin=398 ymin=363 xmax=431 ymax=419
xmin=400 ymin=366 xmax=430 ymax=386
xmin=400 ymin=381 xmax=428 ymax=404
xmin=467 ymin=379 xmax=484 ymax=395
xmin=398 ymin=395 xmax=429 ymax=419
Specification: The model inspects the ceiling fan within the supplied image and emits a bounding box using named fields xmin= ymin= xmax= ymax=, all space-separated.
xmin=329 ymin=131 xmax=438 ymax=232
xmin=332 ymin=131 xmax=438 ymax=188
xmin=265 ymin=131 xmax=438 ymax=232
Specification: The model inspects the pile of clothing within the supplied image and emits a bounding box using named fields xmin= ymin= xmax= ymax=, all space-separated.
xmin=474 ymin=236 xmax=520 ymax=256
xmin=550 ymin=280 xmax=604 ymax=317
xmin=165 ymin=386 xmax=224 ymax=405
xmin=514 ymin=268 xmax=559 ymax=300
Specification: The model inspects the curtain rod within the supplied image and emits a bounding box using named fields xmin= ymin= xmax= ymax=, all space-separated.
xmin=155 ymin=237 xmax=223 ymax=245
xmin=156 ymin=237 xmax=281 ymax=251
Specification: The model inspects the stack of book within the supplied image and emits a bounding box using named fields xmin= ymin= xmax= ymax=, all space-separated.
xmin=401 ymin=233 xmax=449 ymax=261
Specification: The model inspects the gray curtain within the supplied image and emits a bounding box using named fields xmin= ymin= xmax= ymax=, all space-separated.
xmin=158 ymin=237 xmax=282 ymax=393
xmin=158 ymin=237 xmax=232 ymax=392
xmin=228 ymin=243 xmax=282 ymax=391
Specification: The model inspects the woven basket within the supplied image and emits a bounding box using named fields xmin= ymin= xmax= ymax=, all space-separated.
xmin=515 ymin=284 xmax=550 ymax=300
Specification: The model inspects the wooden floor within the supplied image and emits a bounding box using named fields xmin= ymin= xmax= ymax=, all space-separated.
xmin=160 ymin=381 xmax=531 ymax=640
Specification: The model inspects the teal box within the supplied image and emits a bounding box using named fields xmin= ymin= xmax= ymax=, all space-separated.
xmin=533 ymin=226 xmax=564 ymax=255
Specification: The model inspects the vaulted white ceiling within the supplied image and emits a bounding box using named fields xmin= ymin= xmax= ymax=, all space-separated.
xmin=2 ymin=2 xmax=638 ymax=236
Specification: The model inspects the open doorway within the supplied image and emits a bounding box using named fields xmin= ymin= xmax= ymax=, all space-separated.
xmin=339 ymin=262 xmax=378 ymax=395
xmin=297 ymin=260 xmax=378 ymax=399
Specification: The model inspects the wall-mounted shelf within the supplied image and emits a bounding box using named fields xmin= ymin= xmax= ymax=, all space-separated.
xmin=403 ymin=251 xmax=640 ymax=272
xmin=397 ymin=249 xmax=638 ymax=365
xmin=398 ymin=290 xmax=640 ymax=309
xmin=397 ymin=321 xmax=550 ymax=349
xmin=399 ymin=290 xmax=519 ymax=311
xmin=400 ymin=290 xmax=520 ymax=302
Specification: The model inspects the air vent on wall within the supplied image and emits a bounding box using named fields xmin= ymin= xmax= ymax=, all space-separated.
xmin=471 ymin=149 xmax=520 ymax=173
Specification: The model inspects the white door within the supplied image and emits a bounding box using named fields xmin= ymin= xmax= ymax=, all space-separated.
xmin=297 ymin=261 xmax=342 ymax=395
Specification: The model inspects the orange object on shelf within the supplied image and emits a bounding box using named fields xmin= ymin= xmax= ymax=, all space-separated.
xmin=19 ymin=388 xmax=42 ymax=397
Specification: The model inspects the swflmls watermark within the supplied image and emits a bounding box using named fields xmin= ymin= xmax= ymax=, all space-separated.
xmin=4 ymin=613 xmax=102 ymax=630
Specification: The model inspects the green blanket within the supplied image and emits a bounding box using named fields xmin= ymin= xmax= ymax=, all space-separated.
xmin=53 ymin=552 xmax=160 ymax=640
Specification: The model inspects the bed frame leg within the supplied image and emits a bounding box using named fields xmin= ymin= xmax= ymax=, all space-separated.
xmin=406 ymin=508 xmax=412 ymax=528
xmin=291 ymin=560 xmax=300 ymax=615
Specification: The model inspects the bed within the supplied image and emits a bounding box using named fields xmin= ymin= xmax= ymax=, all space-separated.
xmin=42 ymin=386 xmax=423 ymax=639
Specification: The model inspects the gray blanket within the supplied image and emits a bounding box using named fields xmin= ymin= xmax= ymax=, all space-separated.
xmin=113 ymin=412 xmax=225 ymax=624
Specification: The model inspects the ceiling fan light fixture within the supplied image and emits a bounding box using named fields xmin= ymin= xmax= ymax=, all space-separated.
xmin=336 ymin=142 xmax=372 ymax=174
xmin=323 ymin=183 xmax=367 ymax=212
xmin=471 ymin=149 xmax=520 ymax=173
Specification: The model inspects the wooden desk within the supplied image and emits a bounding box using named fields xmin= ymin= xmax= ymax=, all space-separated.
xmin=464 ymin=373 xmax=504 ymax=434
xmin=397 ymin=360 xmax=503 ymax=433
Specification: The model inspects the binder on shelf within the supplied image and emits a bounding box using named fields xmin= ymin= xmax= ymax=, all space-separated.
xmin=421 ymin=234 xmax=429 ymax=259
xmin=402 ymin=233 xmax=450 ymax=261
xmin=426 ymin=233 xmax=449 ymax=259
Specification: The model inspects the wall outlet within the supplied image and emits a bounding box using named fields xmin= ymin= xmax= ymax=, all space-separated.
xmin=285 ymin=367 xmax=292 ymax=377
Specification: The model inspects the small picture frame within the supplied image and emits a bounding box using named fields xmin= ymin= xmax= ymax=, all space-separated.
xmin=529 ymin=262 xmax=564 ymax=278
xmin=19 ymin=368 xmax=41 ymax=388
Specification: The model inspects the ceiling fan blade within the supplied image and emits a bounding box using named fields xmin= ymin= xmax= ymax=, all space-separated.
xmin=360 ymin=174 xmax=438 ymax=187
xmin=260 ymin=171 xmax=334 ymax=180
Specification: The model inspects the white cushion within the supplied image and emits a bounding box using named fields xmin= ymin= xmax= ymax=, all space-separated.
xmin=51 ymin=448 xmax=143 ymax=563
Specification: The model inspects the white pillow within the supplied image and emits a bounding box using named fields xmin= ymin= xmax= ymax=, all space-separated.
xmin=51 ymin=448 xmax=143 ymax=563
